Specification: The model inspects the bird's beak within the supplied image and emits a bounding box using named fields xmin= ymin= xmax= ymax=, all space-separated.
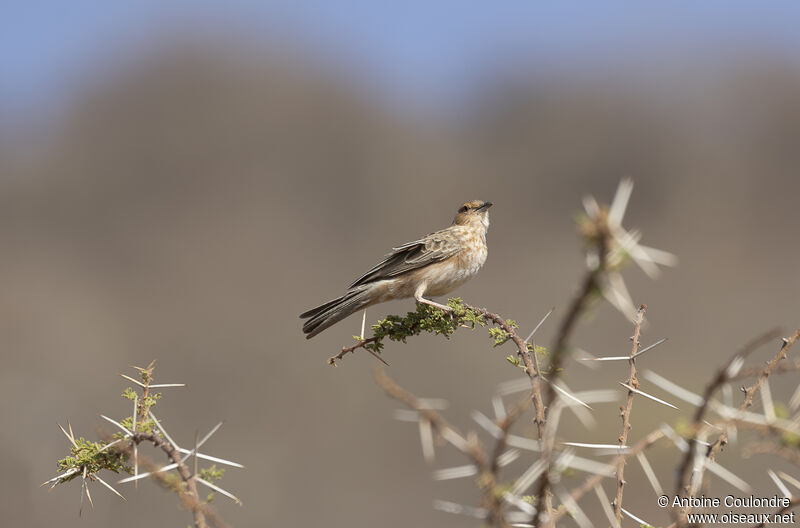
xmin=477 ymin=201 xmax=493 ymax=211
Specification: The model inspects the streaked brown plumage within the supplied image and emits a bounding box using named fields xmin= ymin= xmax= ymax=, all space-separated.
xmin=300 ymin=200 xmax=491 ymax=338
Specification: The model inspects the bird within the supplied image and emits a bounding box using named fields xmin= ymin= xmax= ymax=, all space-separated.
xmin=300 ymin=200 xmax=492 ymax=339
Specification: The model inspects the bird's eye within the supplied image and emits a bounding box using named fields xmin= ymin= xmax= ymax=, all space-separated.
xmin=458 ymin=205 xmax=469 ymax=213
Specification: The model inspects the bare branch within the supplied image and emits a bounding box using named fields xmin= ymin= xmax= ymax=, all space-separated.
xmin=743 ymin=441 xmax=800 ymax=467
xmin=372 ymin=367 xmax=508 ymax=527
xmin=674 ymin=328 xmax=800 ymax=527
xmin=552 ymin=428 xmax=664 ymax=523
xmin=534 ymin=211 xmax=610 ymax=528
xmin=111 ymin=433 xmax=227 ymax=528
xmin=613 ymin=304 xmax=646 ymax=525
xmin=706 ymin=329 xmax=799 ymax=462
xmin=468 ymin=305 xmax=546 ymax=427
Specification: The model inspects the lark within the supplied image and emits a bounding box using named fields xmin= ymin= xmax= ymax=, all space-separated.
xmin=300 ymin=200 xmax=492 ymax=339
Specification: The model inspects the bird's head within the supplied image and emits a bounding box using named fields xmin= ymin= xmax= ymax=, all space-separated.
xmin=453 ymin=200 xmax=492 ymax=229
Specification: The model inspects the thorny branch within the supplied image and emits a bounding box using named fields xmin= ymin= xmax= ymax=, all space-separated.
xmin=674 ymin=329 xmax=800 ymax=527
xmin=544 ymin=230 xmax=608 ymax=406
xmin=743 ymin=442 xmax=800 ymax=467
xmin=373 ymin=341 xmax=674 ymax=528
xmin=136 ymin=360 xmax=156 ymax=424
xmin=675 ymin=329 xmax=781 ymax=502
xmin=533 ymin=214 xmax=611 ymax=528
xmin=331 ymin=336 xmax=387 ymax=365
xmin=613 ymin=304 xmax=646 ymax=526
xmin=705 ymin=329 xmax=800 ymax=461
xmin=729 ymin=355 xmax=800 ymax=380
xmin=336 ymin=301 xmax=547 ymax=431
xmin=373 ymin=367 xmax=511 ymax=527
xmin=551 ymin=428 xmax=665 ymax=523
xmin=132 ymin=362 xmax=209 ymax=528
xmin=489 ymin=395 xmax=533 ymax=477
xmin=337 ymin=259 xmax=608 ymax=528
xmin=113 ymin=432 xmax=227 ymax=528
xmin=469 ymin=305 xmax=546 ymax=427
xmin=337 ymin=181 xmax=798 ymax=528
xmin=335 ymin=181 xmax=706 ymax=527
xmin=47 ymin=364 xmax=241 ymax=528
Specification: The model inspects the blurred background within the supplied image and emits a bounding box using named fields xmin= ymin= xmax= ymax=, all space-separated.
xmin=3 ymin=2 xmax=800 ymax=526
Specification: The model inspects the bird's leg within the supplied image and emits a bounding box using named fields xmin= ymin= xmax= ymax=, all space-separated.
xmin=414 ymin=285 xmax=452 ymax=313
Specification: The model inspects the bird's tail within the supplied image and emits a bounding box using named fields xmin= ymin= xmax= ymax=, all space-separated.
xmin=300 ymin=287 xmax=373 ymax=339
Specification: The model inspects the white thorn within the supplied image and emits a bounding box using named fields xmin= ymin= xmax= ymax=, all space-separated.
xmin=432 ymin=464 xmax=478 ymax=480
xmin=419 ymin=418 xmax=435 ymax=463
xmin=524 ymin=307 xmax=554 ymax=343
xmin=58 ymin=423 xmax=78 ymax=449
xmin=619 ymin=382 xmax=679 ymax=410
xmin=768 ymin=469 xmax=792 ymax=499
xmin=99 ymin=415 xmax=133 ymax=436
xmin=196 ymin=477 xmax=242 ymax=505
xmin=95 ymin=475 xmax=126 ymax=500
xmin=608 ymin=178 xmax=634 ymax=226
xmin=119 ymin=374 xmax=147 ymax=388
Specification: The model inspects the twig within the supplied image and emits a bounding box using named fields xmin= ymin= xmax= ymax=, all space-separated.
xmin=545 ymin=231 xmax=607 ymax=405
xmin=729 ymin=356 xmax=800 ymax=381
xmin=490 ymin=394 xmax=533 ymax=477
xmin=731 ymin=417 xmax=800 ymax=437
xmin=552 ymin=428 xmax=664 ymax=523
xmin=675 ymin=329 xmax=800 ymax=527
xmin=614 ymin=305 xmax=646 ymax=526
xmin=134 ymin=360 xmax=157 ymax=424
xmin=468 ymin=305 xmax=546 ymax=427
xmin=706 ymin=329 xmax=799 ymax=462
xmin=110 ymin=433 xmax=226 ymax=528
xmin=742 ymin=442 xmax=800 ymax=467
xmin=49 ymin=363 xmax=236 ymax=528
xmin=136 ymin=432 xmax=207 ymax=528
xmin=373 ymin=367 xmax=509 ymax=527
xmin=675 ymin=328 xmax=781 ymax=503
xmin=329 ymin=337 xmax=388 ymax=366
xmin=335 ymin=302 xmax=547 ymax=428
xmin=535 ymin=230 xmax=608 ymax=528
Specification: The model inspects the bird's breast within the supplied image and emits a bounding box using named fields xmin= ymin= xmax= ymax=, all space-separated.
xmin=420 ymin=228 xmax=487 ymax=296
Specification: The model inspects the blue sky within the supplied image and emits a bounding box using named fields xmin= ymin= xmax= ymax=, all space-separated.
xmin=3 ymin=1 xmax=800 ymax=116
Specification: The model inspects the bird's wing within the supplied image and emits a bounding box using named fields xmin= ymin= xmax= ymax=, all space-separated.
xmin=349 ymin=229 xmax=463 ymax=288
